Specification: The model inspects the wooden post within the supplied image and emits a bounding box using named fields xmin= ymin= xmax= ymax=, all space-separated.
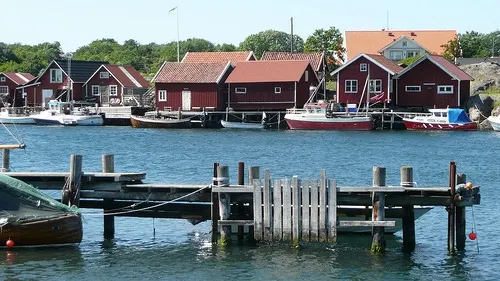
xmin=102 ymin=154 xmax=114 ymax=239
xmin=292 ymin=176 xmax=300 ymax=247
xmin=282 ymin=178 xmax=292 ymax=241
xmin=218 ymin=165 xmax=231 ymax=245
xmin=327 ymin=179 xmax=337 ymax=242
xmin=248 ymin=166 xmax=262 ymax=242
xmin=273 ymin=179 xmax=283 ymax=241
xmin=456 ymin=173 xmax=466 ymax=251
xmin=2 ymin=148 xmax=10 ymax=172
xmin=237 ymin=162 xmax=245 ymax=243
xmin=371 ymin=166 xmax=386 ymax=253
xmin=250 ymin=166 xmax=260 ymax=241
xmin=401 ymin=166 xmax=415 ymax=251
xmin=319 ymin=170 xmax=327 ymax=242
xmin=211 ymin=163 xmax=219 ymax=243
xmin=448 ymin=162 xmax=457 ymax=253
xmin=68 ymin=154 xmax=83 ymax=208
xmin=310 ymin=180 xmax=319 ymax=241
xmin=263 ymin=170 xmax=272 ymax=241
xmin=301 ymin=180 xmax=311 ymax=242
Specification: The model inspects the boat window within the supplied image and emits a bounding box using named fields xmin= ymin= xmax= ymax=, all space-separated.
xmin=443 ymin=112 xmax=447 ymax=117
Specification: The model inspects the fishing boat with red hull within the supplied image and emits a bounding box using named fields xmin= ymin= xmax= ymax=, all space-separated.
xmin=284 ymin=101 xmax=374 ymax=130
xmin=0 ymin=173 xmax=82 ymax=247
xmin=403 ymin=108 xmax=477 ymax=131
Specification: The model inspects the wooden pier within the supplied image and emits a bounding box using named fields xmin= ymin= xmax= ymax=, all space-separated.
xmin=1 ymin=153 xmax=480 ymax=253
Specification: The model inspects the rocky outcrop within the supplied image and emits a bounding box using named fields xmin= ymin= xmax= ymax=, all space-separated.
xmin=466 ymin=94 xmax=494 ymax=120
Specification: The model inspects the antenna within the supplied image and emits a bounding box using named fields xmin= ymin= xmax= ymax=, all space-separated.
xmin=386 ymin=10 xmax=389 ymax=31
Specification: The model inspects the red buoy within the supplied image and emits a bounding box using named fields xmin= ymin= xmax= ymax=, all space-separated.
xmin=468 ymin=232 xmax=477 ymax=241
xmin=5 ymin=239 xmax=15 ymax=249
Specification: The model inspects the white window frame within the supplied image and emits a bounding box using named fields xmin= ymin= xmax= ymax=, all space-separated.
xmin=92 ymin=85 xmax=100 ymax=96
xmin=100 ymin=72 xmax=110 ymax=79
xmin=109 ymin=85 xmax=118 ymax=96
xmin=360 ymin=63 xmax=367 ymax=72
xmin=0 ymin=86 xmax=8 ymax=94
xmin=437 ymin=85 xmax=453 ymax=94
xmin=50 ymin=69 xmax=63 ymax=83
xmin=390 ymin=51 xmax=403 ymax=61
xmin=274 ymin=87 xmax=282 ymax=94
xmin=345 ymin=80 xmax=358 ymax=93
xmin=407 ymin=51 xmax=420 ymax=58
xmin=0 ymin=77 xmax=5 ymax=82
xmin=405 ymin=86 xmax=421 ymax=92
xmin=158 ymin=90 xmax=167 ymax=102
xmin=369 ymin=79 xmax=382 ymax=93
xmin=402 ymin=41 xmax=408 ymax=47
xmin=235 ymin=87 xmax=246 ymax=94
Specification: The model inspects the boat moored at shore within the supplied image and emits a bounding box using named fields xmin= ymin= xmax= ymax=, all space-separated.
xmin=30 ymin=100 xmax=103 ymax=126
xmin=130 ymin=114 xmax=192 ymax=128
xmin=402 ymin=108 xmax=477 ymax=131
xmin=487 ymin=115 xmax=500 ymax=131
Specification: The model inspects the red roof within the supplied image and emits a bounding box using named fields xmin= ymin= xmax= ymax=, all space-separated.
xmin=2 ymin=72 xmax=35 ymax=85
xmin=429 ymin=55 xmax=474 ymax=81
xmin=153 ymin=62 xmax=232 ymax=83
xmin=261 ymin=52 xmax=324 ymax=71
xmin=225 ymin=60 xmax=312 ymax=83
xmin=104 ymin=65 xmax=150 ymax=88
xmin=181 ymin=51 xmax=255 ymax=64
xmin=365 ymin=54 xmax=404 ymax=74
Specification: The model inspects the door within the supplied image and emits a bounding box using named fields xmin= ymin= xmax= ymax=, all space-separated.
xmin=100 ymin=86 xmax=109 ymax=105
xmin=182 ymin=91 xmax=191 ymax=111
xmin=41 ymin=89 xmax=53 ymax=108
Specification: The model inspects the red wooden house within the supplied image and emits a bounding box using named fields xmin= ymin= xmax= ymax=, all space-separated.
xmin=394 ymin=54 xmax=474 ymax=108
xmin=225 ymin=60 xmax=319 ymax=110
xmin=0 ymin=72 xmax=35 ymax=107
xmin=330 ymin=53 xmax=403 ymax=105
xmin=24 ymin=60 xmax=106 ymax=107
xmin=152 ymin=62 xmax=233 ymax=111
xmin=83 ymin=65 xmax=150 ymax=106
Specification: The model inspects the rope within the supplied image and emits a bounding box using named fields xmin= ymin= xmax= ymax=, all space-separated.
xmin=471 ymin=205 xmax=480 ymax=253
xmin=475 ymin=105 xmax=488 ymax=120
xmin=0 ymin=120 xmax=23 ymax=145
xmin=83 ymin=184 xmax=211 ymax=217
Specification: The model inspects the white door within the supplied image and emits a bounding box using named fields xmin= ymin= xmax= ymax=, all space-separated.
xmin=42 ymin=89 xmax=53 ymax=108
xmin=182 ymin=91 xmax=191 ymax=111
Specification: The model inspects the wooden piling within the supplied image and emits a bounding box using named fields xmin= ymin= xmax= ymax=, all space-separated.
xmin=310 ymin=179 xmax=319 ymax=241
xmin=68 ymin=154 xmax=83 ymax=207
xmin=327 ymin=179 xmax=337 ymax=242
xmin=282 ymin=178 xmax=292 ymax=241
xmin=237 ymin=162 xmax=245 ymax=243
xmin=263 ymin=170 xmax=272 ymax=241
xmin=248 ymin=166 xmax=260 ymax=242
xmin=448 ymin=162 xmax=456 ymax=253
xmin=301 ymin=180 xmax=311 ymax=242
xmin=217 ymin=165 xmax=231 ymax=245
xmin=2 ymin=148 xmax=10 ymax=172
xmin=102 ymin=154 xmax=114 ymax=239
xmin=273 ymin=179 xmax=283 ymax=241
xmin=371 ymin=166 xmax=386 ymax=253
xmin=319 ymin=170 xmax=327 ymax=242
xmin=401 ymin=166 xmax=415 ymax=251
xmin=456 ymin=173 xmax=466 ymax=251
xmin=211 ymin=163 xmax=220 ymax=243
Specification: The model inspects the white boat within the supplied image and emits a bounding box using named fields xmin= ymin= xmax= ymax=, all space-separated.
xmin=221 ymin=112 xmax=267 ymax=129
xmin=402 ymin=108 xmax=477 ymax=131
xmin=0 ymin=107 xmax=35 ymax=124
xmin=487 ymin=115 xmax=500 ymax=131
xmin=284 ymin=101 xmax=374 ymax=130
xmin=31 ymin=100 xmax=103 ymax=126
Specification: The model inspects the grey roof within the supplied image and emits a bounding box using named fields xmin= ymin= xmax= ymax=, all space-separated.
xmin=55 ymin=59 xmax=108 ymax=83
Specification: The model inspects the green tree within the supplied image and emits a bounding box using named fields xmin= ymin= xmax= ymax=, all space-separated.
xmin=215 ymin=43 xmax=237 ymax=52
xmin=238 ymin=30 xmax=304 ymax=58
xmin=459 ymin=31 xmax=489 ymax=58
xmin=441 ymin=37 xmax=460 ymax=61
xmin=304 ymin=27 xmax=345 ymax=69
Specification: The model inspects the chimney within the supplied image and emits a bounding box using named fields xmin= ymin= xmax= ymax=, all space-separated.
xmin=388 ymin=32 xmax=394 ymax=36
xmin=411 ymin=32 xmax=416 ymax=36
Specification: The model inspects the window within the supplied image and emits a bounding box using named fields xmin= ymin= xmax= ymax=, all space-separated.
xmin=305 ymin=71 xmax=309 ymax=82
xmin=345 ymin=80 xmax=358 ymax=93
xmin=0 ymin=86 xmax=8 ymax=94
xmin=407 ymin=51 xmax=419 ymax=58
xmin=402 ymin=41 xmax=408 ymax=47
xmin=369 ymin=79 xmax=382 ymax=93
xmin=405 ymin=86 xmax=421 ymax=92
xmin=274 ymin=87 xmax=282 ymax=94
xmin=0 ymin=77 xmax=5 ymax=82
xmin=390 ymin=51 xmax=403 ymax=61
xmin=100 ymin=72 xmax=110 ymax=79
xmin=235 ymin=87 xmax=246 ymax=94
xmin=92 ymin=85 xmax=100 ymax=96
xmin=158 ymin=90 xmax=167 ymax=102
xmin=50 ymin=69 xmax=63 ymax=83
xmin=109 ymin=85 xmax=118 ymax=96
xmin=360 ymin=63 xmax=367 ymax=72
xmin=438 ymin=85 xmax=453 ymax=94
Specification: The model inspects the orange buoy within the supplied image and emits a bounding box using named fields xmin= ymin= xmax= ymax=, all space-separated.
xmin=468 ymin=232 xmax=477 ymax=240
xmin=5 ymin=239 xmax=15 ymax=248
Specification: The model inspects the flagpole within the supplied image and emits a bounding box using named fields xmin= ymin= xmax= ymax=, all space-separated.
xmin=176 ymin=7 xmax=180 ymax=62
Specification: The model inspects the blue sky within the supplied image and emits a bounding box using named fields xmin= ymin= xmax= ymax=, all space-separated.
xmin=3 ymin=0 xmax=498 ymax=52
